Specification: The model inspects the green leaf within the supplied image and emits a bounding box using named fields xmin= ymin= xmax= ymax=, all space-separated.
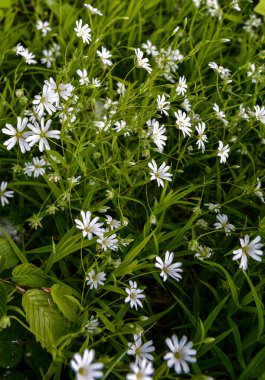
xmin=114 ymin=232 xmax=153 ymax=276
xmin=0 ymin=283 xmax=7 ymax=318
xmin=22 ymin=289 xmax=69 ymax=351
xmin=212 ymin=346 xmax=235 ymax=379
xmin=0 ymin=238 xmax=19 ymax=270
xmin=238 ymin=346 xmax=265 ymax=380
xmin=0 ymin=228 xmax=27 ymax=264
xmin=12 ymin=263 xmax=51 ymax=287
xmin=254 ymin=0 xmax=265 ymax=16
xmin=0 ymin=0 xmax=11 ymax=8
xmin=50 ymin=284 xmax=78 ymax=322
xmin=228 ymin=317 xmax=246 ymax=368
xmin=204 ymin=295 xmax=229 ymax=334
xmin=244 ymin=271 xmax=264 ymax=340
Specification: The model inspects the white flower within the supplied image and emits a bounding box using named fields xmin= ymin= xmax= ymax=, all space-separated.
xmin=206 ymin=0 xmax=222 ymax=18
xmin=164 ymin=335 xmax=196 ymax=374
xmin=142 ymin=40 xmax=158 ymax=56
xmin=213 ymin=103 xmax=228 ymax=125
xmin=151 ymin=121 xmax=167 ymax=153
xmin=135 ymin=49 xmax=152 ymax=74
xmin=156 ymin=94 xmax=170 ymax=116
xmin=217 ymin=141 xmax=230 ymax=164
xmin=195 ymin=122 xmax=207 ymax=153
xmin=0 ymin=182 xmax=14 ymax=207
xmin=117 ymin=82 xmax=126 ymax=96
xmin=22 ymin=49 xmax=37 ymax=64
xmin=194 ymin=245 xmax=213 ymax=260
xmin=97 ymin=231 xmax=119 ymax=251
xmin=209 ymin=62 xmax=231 ymax=82
xmin=114 ymin=120 xmax=130 ymax=136
xmin=127 ymin=335 xmax=155 ymax=363
xmin=125 ymin=280 xmax=145 ymax=310
xmin=75 ymin=211 xmax=104 ymax=240
xmin=214 ymin=214 xmax=235 ymax=235
xmin=155 ymin=251 xmax=183 ymax=282
xmin=23 ymin=157 xmax=46 ymax=177
xmin=26 ymin=118 xmax=60 ymax=152
xmin=232 ymin=235 xmax=263 ymax=271
xmin=16 ymin=43 xmax=25 ymax=55
xmin=126 ymin=359 xmax=154 ymax=380
xmin=181 ymin=98 xmax=191 ymax=112
xmin=2 ymin=117 xmax=31 ymax=153
xmin=36 ymin=20 xmax=52 ymax=36
xmin=51 ymin=42 xmax=61 ymax=57
xmin=96 ymin=47 xmax=112 ymax=67
xmin=74 ymin=19 xmax=92 ymax=44
xmin=254 ymin=178 xmax=265 ymax=203
xmin=174 ymin=110 xmax=192 ymax=137
xmin=176 ymin=76 xmax=187 ymax=96
xmin=32 ymin=84 xmax=57 ymax=117
xmin=41 ymin=49 xmax=54 ymax=68
xmin=18 ymin=47 xmax=37 ymax=64
xmin=68 ymin=176 xmax=82 ymax=187
xmin=77 ymin=69 xmax=90 ymax=86
xmin=105 ymin=215 xmax=121 ymax=230
xmin=86 ymin=270 xmax=106 ymax=290
xmin=238 ymin=104 xmax=249 ymax=120
xmin=254 ymin=105 xmax=265 ymax=124
xmin=205 ymin=202 xmax=220 ymax=213
xmin=70 ymin=349 xmax=103 ymax=380
xmin=43 ymin=79 xmax=74 ymax=105
xmin=148 ymin=159 xmax=172 ymax=188
xmin=231 ymin=0 xmax=241 ymax=11
xmin=84 ymin=3 xmax=103 ymax=16
xmin=91 ymin=78 xmax=101 ymax=87
xmin=85 ymin=316 xmax=99 ymax=332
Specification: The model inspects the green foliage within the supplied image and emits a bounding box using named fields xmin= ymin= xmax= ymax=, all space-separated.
xmin=254 ymin=0 xmax=265 ymax=16
xmin=50 ymin=284 xmax=79 ymax=322
xmin=0 ymin=0 xmax=265 ymax=378
xmin=22 ymin=289 xmax=69 ymax=351
xmin=12 ymin=263 xmax=52 ymax=287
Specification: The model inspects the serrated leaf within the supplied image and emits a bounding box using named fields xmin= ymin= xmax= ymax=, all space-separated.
xmin=12 ymin=263 xmax=51 ymax=287
xmin=0 ymin=0 xmax=12 ymax=8
xmin=0 ymin=283 xmax=7 ymax=318
xmin=0 ymin=238 xmax=18 ymax=270
xmin=50 ymin=284 xmax=78 ymax=322
xmin=254 ymin=0 xmax=265 ymax=16
xmin=22 ymin=289 xmax=69 ymax=351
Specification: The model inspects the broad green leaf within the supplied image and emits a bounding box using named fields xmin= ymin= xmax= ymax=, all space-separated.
xmin=0 ymin=283 xmax=7 ymax=318
xmin=0 ymin=228 xmax=27 ymax=264
xmin=12 ymin=263 xmax=51 ymax=287
xmin=50 ymin=284 xmax=78 ymax=322
xmin=22 ymin=289 xmax=69 ymax=351
xmin=254 ymin=0 xmax=265 ymax=16
xmin=0 ymin=0 xmax=11 ymax=8
xmin=0 ymin=238 xmax=19 ymax=270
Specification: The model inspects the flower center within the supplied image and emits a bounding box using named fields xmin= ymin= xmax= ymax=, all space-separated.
xmin=174 ymin=350 xmax=183 ymax=360
xmin=78 ymin=366 xmax=89 ymax=376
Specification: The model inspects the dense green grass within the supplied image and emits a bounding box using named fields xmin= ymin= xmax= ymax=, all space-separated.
xmin=0 ymin=0 xmax=265 ymax=379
